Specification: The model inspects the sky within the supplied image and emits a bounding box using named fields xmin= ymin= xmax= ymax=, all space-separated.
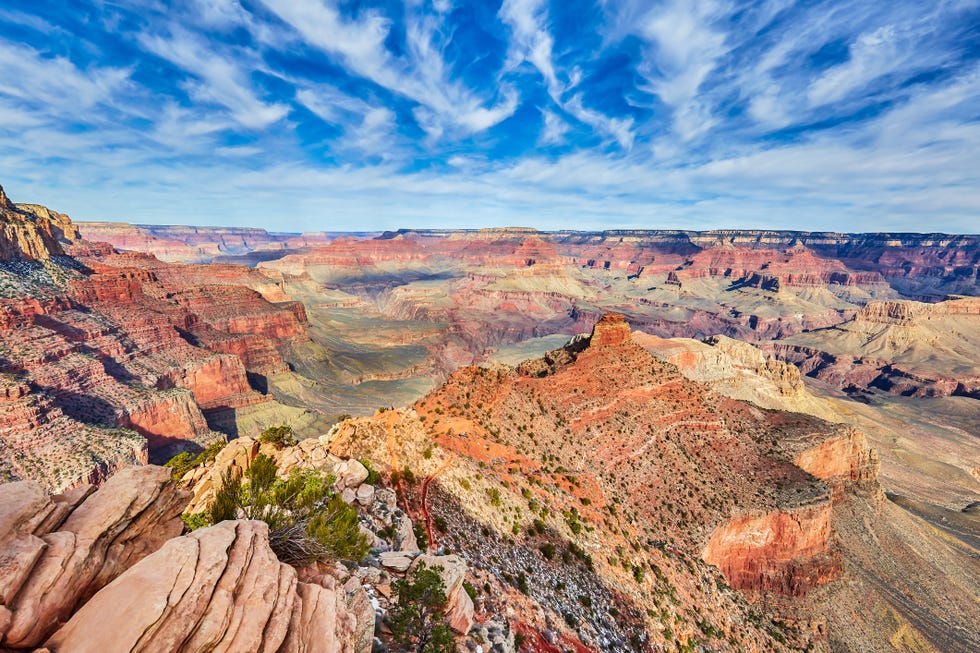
xmin=1 ymin=1 xmax=979 ymax=233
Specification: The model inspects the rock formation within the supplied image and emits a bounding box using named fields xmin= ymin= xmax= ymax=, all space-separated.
xmin=395 ymin=314 xmax=978 ymax=651
xmin=46 ymin=520 xmax=374 ymax=653
xmin=0 ymin=463 xmax=379 ymax=653
xmin=767 ymin=296 xmax=980 ymax=398
xmin=588 ymin=313 xmax=631 ymax=347
xmin=0 ymin=466 xmax=188 ymax=649
xmin=408 ymin=554 xmax=475 ymax=634
xmin=4 ymin=186 xmax=979 ymax=652
xmin=0 ymin=184 xmax=70 ymax=260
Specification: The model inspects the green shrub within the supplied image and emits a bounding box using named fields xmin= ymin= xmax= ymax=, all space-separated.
xmin=487 ymin=487 xmax=502 ymax=507
xmin=164 ymin=452 xmax=195 ymax=481
xmin=259 ymin=425 xmax=297 ymax=448
xmin=401 ymin=466 xmax=417 ymax=484
xmin=389 ymin=563 xmax=456 ymax=653
xmin=414 ymin=522 xmax=429 ymax=550
xmin=195 ymin=440 xmax=226 ymax=466
xmin=210 ymin=454 xmax=368 ymax=565
xmin=164 ymin=440 xmax=228 ymax=482
xmin=181 ymin=512 xmax=211 ymax=531
xmin=515 ymin=572 xmax=529 ymax=594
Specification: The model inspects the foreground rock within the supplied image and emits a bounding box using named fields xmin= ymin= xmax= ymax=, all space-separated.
xmin=0 ymin=466 xmax=187 ymax=649
xmin=409 ymin=554 xmax=475 ymax=635
xmin=46 ymin=520 xmax=374 ymax=653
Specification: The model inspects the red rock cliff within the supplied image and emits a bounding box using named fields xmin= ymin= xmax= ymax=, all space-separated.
xmin=589 ymin=313 xmax=631 ymax=347
xmin=702 ymin=503 xmax=841 ymax=596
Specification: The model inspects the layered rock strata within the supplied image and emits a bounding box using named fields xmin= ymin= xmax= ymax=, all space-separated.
xmin=46 ymin=520 xmax=374 ymax=653
xmin=0 ymin=466 xmax=188 ymax=649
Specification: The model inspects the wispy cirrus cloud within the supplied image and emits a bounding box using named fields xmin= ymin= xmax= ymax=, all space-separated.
xmin=0 ymin=40 xmax=131 ymax=114
xmin=258 ymin=0 xmax=516 ymax=137
xmin=498 ymin=0 xmax=635 ymax=148
xmin=139 ymin=27 xmax=288 ymax=129
xmin=0 ymin=0 xmax=977 ymax=233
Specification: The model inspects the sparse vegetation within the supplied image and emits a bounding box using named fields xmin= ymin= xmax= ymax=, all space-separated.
xmin=210 ymin=454 xmax=368 ymax=565
xmin=258 ymin=424 xmax=297 ymax=448
xmin=487 ymin=487 xmax=502 ymax=506
xmin=389 ymin=563 xmax=456 ymax=653
xmin=164 ymin=439 xmax=227 ymax=481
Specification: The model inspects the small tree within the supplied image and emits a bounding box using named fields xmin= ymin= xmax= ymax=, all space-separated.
xmin=259 ymin=424 xmax=297 ymax=448
xmin=210 ymin=454 xmax=369 ymax=565
xmin=164 ymin=440 xmax=227 ymax=482
xmin=389 ymin=563 xmax=457 ymax=653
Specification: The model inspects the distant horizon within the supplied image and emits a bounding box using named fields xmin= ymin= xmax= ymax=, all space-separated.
xmin=74 ymin=219 xmax=980 ymax=238
xmin=2 ymin=1 xmax=979 ymax=233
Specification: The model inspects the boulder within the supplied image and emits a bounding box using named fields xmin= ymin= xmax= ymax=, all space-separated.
xmin=356 ymin=483 xmax=376 ymax=506
xmin=375 ymin=488 xmax=398 ymax=508
xmin=378 ymin=551 xmax=415 ymax=573
xmin=333 ymin=459 xmax=370 ymax=490
xmin=0 ymin=466 xmax=188 ymax=649
xmin=45 ymin=520 xmax=374 ymax=653
xmin=392 ymin=513 xmax=419 ymax=553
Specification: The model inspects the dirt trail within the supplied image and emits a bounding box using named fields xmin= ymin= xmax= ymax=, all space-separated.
xmin=421 ymin=454 xmax=454 ymax=552
xmin=384 ymin=410 xmax=405 ymax=503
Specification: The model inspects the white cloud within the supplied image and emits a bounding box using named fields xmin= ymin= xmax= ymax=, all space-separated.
xmin=564 ymin=95 xmax=635 ymax=149
xmin=0 ymin=40 xmax=131 ymax=113
xmin=499 ymin=0 xmax=562 ymax=100
xmin=539 ymin=109 xmax=570 ymax=145
xmin=498 ymin=0 xmax=634 ymax=148
xmin=634 ymin=0 xmax=730 ymax=141
xmin=296 ymin=85 xmax=401 ymax=158
xmin=808 ymin=26 xmax=903 ymax=106
xmin=192 ymin=0 xmax=251 ymax=29
xmin=139 ymin=28 xmax=288 ymax=129
xmin=3 ymin=0 xmax=980 ymax=235
xmin=259 ymin=0 xmax=516 ymax=137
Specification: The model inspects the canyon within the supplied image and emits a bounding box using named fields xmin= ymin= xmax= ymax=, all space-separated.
xmin=0 ymin=188 xmax=331 ymax=492
xmin=0 ymin=185 xmax=977 ymax=652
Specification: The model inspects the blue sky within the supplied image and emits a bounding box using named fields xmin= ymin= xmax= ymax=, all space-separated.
xmin=1 ymin=0 xmax=979 ymax=232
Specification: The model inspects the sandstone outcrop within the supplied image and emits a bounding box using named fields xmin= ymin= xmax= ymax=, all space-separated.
xmin=155 ymin=354 xmax=256 ymax=409
xmin=45 ymin=520 xmax=374 ymax=653
xmin=589 ymin=313 xmax=630 ymax=347
xmin=0 ymin=185 xmax=70 ymax=260
xmin=181 ymin=434 xmax=377 ymax=515
xmin=403 ymin=315 xmax=889 ymax=650
xmin=790 ymin=427 xmax=880 ymax=491
xmin=701 ymin=503 xmax=840 ymax=596
xmin=75 ymin=222 xmax=315 ymax=264
xmin=0 ymin=465 xmax=188 ymax=649
xmin=634 ymin=331 xmax=842 ymax=420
